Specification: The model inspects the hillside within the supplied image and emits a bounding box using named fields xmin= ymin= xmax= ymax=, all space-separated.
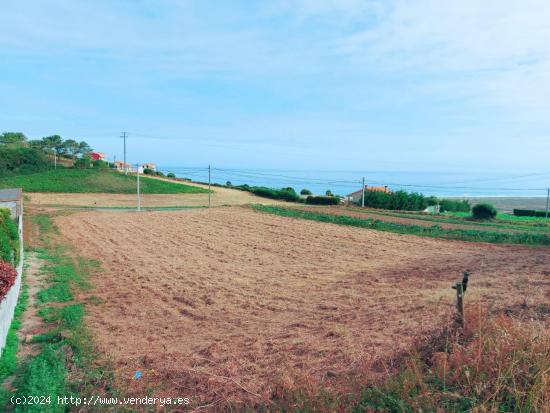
xmin=0 ymin=169 xmax=208 ymax=194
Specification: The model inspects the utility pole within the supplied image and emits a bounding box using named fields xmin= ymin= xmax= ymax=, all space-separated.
xmin=208 ymin=165 xmax=211 ymax=208
xmin=136 ymin=163 xmax=141 ymax=212
xmin=121 ymin=132 xmax=127 ymax=175
xmin=361 ymin=176 xmax=365 ymax=208
xmin=545 ymin=188 xmax=549 ymax=219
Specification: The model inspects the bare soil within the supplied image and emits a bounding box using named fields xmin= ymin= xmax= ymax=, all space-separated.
xmin=55 ymin=207 xmax=550 ymax=407
xmin=27 ymin=181 xmax=283 ymax=208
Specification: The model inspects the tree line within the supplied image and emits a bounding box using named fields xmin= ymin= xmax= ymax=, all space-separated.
xmin=0 ymin=132 xmax=94 ymax=176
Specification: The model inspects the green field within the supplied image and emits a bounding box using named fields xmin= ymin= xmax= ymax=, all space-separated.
xmin=253 ymin=205 xmax=550 ymax=246
xmin=364 ymin=209 xmax=549 ymax=232
xmin=0 ymin=169 xmax=209 ymax=194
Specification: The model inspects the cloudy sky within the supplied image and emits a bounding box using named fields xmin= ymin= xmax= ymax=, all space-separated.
xmin=1 ymin=0 xmax=550 ymax=173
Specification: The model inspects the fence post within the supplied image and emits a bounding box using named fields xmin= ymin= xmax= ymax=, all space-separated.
xmin=452 ymin=271 xmax=469 ymax=327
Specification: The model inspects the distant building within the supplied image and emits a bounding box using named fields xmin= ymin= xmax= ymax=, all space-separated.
xmin=113 ymin=160 xmax=132 ymax=172
xmin=90 ymin=152 xmax=106 ymax=161
xmin=141 ymin=162 xmax=156 ymax=171
xmin=0 ymin=188 xmax=23 ymax=219
xmin=346 ymin=185 xmax=392 ymax=203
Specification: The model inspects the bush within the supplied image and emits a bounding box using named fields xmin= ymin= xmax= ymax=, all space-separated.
xmin=359 ymin=190 xmax=429 ymax=211
xmin=513 ymin=209 xmax=549 ymax=218
xmin=0 ymin=147 xmax=49 ymax=177
xmin=92 ymin=159 xmax=109 ymax=169
xmin=305 ymin=196 xmax=340 ymax=205
xmin=0 ymin=209 xmax=19 ymax=264
xmin=143 ymin=168 xmax=154 ymax=175
xmin=300 ymin=189 xmax=312 ymax=195
xmin=472 ymin=203 xmax=497 ymax=220
xmin=439 ymin=199 xmax=471 ymax=213
xmin=167 ymin=172 xmax=176 ymax=178
xmin=250 ymin=186 xmax=300 ymax=202
xmin=74 ymin=155 xmax=92 ymax=169
xmin=0 ymin=261 xmax=17 ymax=300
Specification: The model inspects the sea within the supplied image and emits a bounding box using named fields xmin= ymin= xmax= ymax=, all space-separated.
xmin=158 ymin=167 xmax=549 ymax=198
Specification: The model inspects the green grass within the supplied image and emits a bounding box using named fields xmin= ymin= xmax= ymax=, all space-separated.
xmin=0 ymin=168 xmax=209 ymax=194
xmin=0 ymin=277 xmax=29 ymax=407
xmin=364 ymin=209 xmax=549 ymax=232
xmin=253 ymin=205 xmax=550 ymax=246
xmin=0 ymin=214 xmax=120 ymax=412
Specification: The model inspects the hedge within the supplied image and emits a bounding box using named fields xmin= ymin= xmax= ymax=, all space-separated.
xmin=233 ymin=185 xmax=301 ymax=202
xmin=0 ymin=208 xmax=19 ymax=265
xmin=305 ymin=196 xmax=340 ymax=205
xmin=513 ymin=209 xmax=549 ymax=218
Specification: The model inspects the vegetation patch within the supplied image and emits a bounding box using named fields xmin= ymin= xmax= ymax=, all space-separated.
xmin=233 ymin=184 xmax=301 ymax=202
xmin=353 ymin=310 xmax=549 ymax=412
xmin=0 ymin=214 xmax=119 ymax=412
xmin=0 ymin=169 xmax=209 ymax=194
xmin=252 ymin=205 xmax=550 ymax=246
xmin=472 ymin=203 xmax=497 ymax=220
xmin=0 ymin=278 xmax=29 ymax=407
xmin=0 ymin=208 xmax=19 ymax=265
xmin=305 ymin=195 xmax=340 ymax=205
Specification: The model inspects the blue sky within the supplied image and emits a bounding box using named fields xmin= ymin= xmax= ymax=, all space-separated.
xmin=1 ymin=0 xmax=550 ymax=173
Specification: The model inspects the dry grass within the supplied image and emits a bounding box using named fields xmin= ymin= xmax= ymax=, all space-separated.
xmin=26 ymin=181 xmax=284 ymax=208
xmin=353 ymin=304 xmax=550 ymax=412
xmin=51 ymin=207 xmax=550 ymax=409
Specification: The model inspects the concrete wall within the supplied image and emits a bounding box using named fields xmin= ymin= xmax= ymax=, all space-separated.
xmin=0 ymin=213 xmax=24 ymax=356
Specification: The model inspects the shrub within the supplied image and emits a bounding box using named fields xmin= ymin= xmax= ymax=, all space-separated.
xmin=359 ymin=190 xmax=429 ymax=211
xmin=92 ymin=159 xmax=109 ymax=169
xmin=0 ymin=261 xmax=17 ymax=300
xmin=300 ymin=189 xmax=312 ymax=195
xmin=472 ymin=203 xmax=497 ymax=220
xmin=143 ymin=168 xmax=154 ymax=175
xmin=250 ymin=186 xmax=300 ymax=202
xmin=0 ymin=209 xmax=19 ymax=264
xmin=439 ymin=199 xmax=471 ymax=213
xmin=513 ymin=209 xmax=549 ymax=218
xmin=74 ymin=155 xmax=92 ymax=169
xmin=167 ymin=172 xmax=176 ymax=178
xmin=0 ymin=147 xmax=49 ymax=177
xmin=305 ymin=196 xmax=340 ymax=205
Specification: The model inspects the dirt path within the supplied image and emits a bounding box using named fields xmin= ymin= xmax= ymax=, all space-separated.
xmin=26 ymin=182 xmax=284 ymax=209
xmin=16 ymin=252 xmax=47 ymax=358
xmin=54 ymin=207 xmax=550 ymax=406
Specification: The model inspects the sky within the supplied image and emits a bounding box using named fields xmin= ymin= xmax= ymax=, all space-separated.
xmin=1 ymin=0 xmax=550 ymax=174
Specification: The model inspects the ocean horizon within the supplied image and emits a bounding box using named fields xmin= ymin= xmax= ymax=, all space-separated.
xmin=159 ymin=166 xmax=550 ymax=198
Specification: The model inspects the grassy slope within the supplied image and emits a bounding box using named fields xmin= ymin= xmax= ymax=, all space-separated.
xmin=0 ymin=169 xmax=209 ymax=194
xmin=253 ymin=205 xmax=550 ymax=246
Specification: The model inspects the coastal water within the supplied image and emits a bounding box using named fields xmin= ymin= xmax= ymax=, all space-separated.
xmin=159 ymin=167 xmax=549 ymax=198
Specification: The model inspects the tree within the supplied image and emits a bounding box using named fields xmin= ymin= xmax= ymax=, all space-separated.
xmin=78 ymin=141 xmax=92 ymax=156
xmin=300 ymin=189 xmax=312 ymax=195
xmin=28 ymin=139 xmax=46 ymax=150
xmin=42 ymin=135 xmax=64 ymax=154
xmin=0 ymin=132 xmax=27 ymax=147
xmin=62 ymin=139 xmax=80 ymax=159
xmin=325 ymin=190 xmax=334 ymax=197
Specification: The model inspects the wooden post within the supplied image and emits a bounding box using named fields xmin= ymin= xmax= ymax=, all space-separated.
xmin=452 ymin=271 xmax=469 ymax=327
